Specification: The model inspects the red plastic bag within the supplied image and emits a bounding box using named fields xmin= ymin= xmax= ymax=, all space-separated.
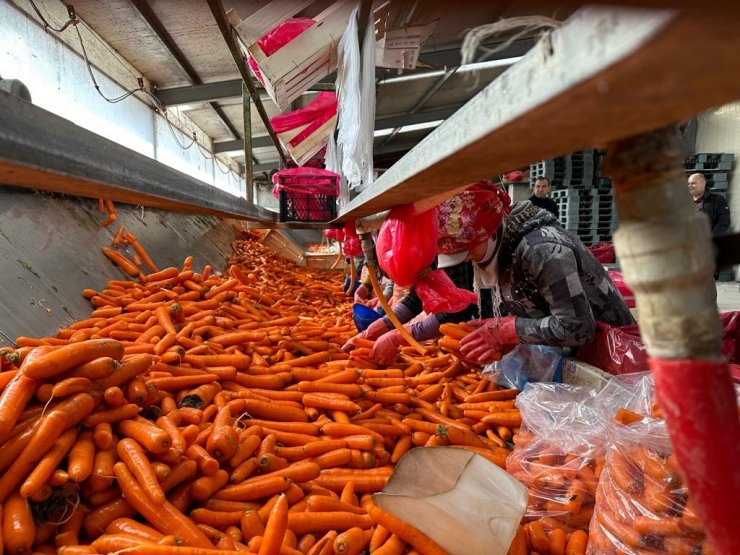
xmin=414 ymin=270 xmax=478 ymax=314
xmin=343 ymin=236 xmax=362 ymax=257
xmin=247 ymin=18 xmax=315 ymax=84
xmin=577 ymin=322 xmax=647 ymax=376
xmin=377 ymin=205 xmax=477 ymax=313
xmin=587 ymin=243 xmax=615 ymax=264
xmin=607 ymin=270 xmax=635 ymax=308
xmin=270 ymin=92 xmax=337 ymax=166
xmin=377 ymin=205 xmax=438 ymax=287
xmin=272 ymin=167 xmax=339 ymax=197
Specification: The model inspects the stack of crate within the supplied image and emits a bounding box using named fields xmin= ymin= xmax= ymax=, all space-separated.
xmin=530 ymin=149 xmax=617 ymax=244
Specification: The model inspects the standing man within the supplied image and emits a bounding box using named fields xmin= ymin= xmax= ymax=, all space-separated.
xmin=688 ymin=173 xmax=731 ymax=234
xmin=529 ymin=177 xmax=559 ymax=219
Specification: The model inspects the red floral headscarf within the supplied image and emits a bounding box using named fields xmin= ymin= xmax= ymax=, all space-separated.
xmin=436 ymin=181 xmax=512 ymax=254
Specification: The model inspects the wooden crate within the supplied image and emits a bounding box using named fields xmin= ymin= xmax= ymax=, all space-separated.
xmin=276 ymin=113 xmax=337 ymax=166
xmin=260 ymin=229 xmax=305 ymax=266
xmin=232 ymin=0 xmax=356 ymax=112
xmin=374 ymin=4 xmax=436 ymax=70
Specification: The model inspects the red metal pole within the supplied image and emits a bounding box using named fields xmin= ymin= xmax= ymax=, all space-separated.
xmin=605 ymin=127 xmax=740 ymax=553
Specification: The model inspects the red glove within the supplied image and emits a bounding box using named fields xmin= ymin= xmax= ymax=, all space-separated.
xmin=361 ymin=318 xmax=390 ymax=341
xmin=459 ymin=316 xmax=519 ymax=365
xmin=354 ymin=284 xmax=370 ymax=303
xmin=341 ymin=318 xmax=389 ymax=352
xmin=369 ymin=329 xmax=405 ymax=366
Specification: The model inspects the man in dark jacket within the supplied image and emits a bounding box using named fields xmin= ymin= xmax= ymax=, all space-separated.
xmin=688 ymin=173 xmax=731 ymax=234
xmin=528 ymin=177 xmax=559 ymax=219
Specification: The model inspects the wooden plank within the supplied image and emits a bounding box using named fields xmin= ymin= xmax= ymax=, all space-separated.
xmin=336 ymin=7 xmax=740 ymax=222
xmin=234 ymin=0 xmax=315 ymax=44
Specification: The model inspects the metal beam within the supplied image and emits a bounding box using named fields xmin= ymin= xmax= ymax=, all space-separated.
xmin=213 ymin=107 xmax=459 ymax=153
xmin=417 ymin=39 xmax=537 ymax=68
xmin=243 ymin=82 xmax=253 ymax=203
xmin=336 ymin=7 xmax=740 ymax=222
xmin=207 ymin=0 xmax=289 ymax=166
xmin=214 ymin=136 xmax=273 ymax=152
xmin=0 ymin=90 xmax=277 ymax=222
xmin=155 ymin=80 xmax=336 ymax=107
xmin=130 ymin=0 xmax=241 ymax=140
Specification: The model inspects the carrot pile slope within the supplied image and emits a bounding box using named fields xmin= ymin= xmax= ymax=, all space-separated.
xmin=0 ymin=230 xmax=530 ymax=555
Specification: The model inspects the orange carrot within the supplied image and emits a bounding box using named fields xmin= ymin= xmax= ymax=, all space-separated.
xmin=367 ymin=505 xmax=446 ymax=555
xmin=260 ymin=494 xmax=289 ymax=555
xmin=117 ymin=438 xmax=166 ymax=505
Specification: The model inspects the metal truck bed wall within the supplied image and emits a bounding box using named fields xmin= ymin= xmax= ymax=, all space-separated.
xmin=0 ymin=186 xmax=243 ymax=343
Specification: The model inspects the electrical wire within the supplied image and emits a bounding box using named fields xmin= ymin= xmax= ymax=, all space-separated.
xmin=28 ymin=0 xmax=75 ymax=32
xmin=76 ymin=25 xmax=142 ymax=103
xmin=27 ymin=0 xmax=244 ymax=185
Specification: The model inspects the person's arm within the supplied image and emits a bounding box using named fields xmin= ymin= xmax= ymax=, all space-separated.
xmin=381 ymin=287 xmax=422 ymax=327
xmin=409 ymin=303 xmax=479 ymax=341
xmin=515 ymin=243 xmax=597 ymax=347
xmin=712 ymin=195 xmax=731 ymax=234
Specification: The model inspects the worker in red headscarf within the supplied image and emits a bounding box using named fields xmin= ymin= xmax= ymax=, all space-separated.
xmin=352 ymin=182 xmax=635 ymax=365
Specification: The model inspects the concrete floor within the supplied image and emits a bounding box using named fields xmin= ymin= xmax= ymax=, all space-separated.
xmin=717 ymin=282 xmax=740 ymax=312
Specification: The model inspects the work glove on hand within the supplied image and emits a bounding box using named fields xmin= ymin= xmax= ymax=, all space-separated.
xmin=459 ymin=316 xmax=519 ymax=365
xmin=353 ymin=284 xmax=370 ymax=303
xmin=341 ymin=318 xmax=390 ymax=352
xmin=369 ymin=329 xmax=406 ymax=366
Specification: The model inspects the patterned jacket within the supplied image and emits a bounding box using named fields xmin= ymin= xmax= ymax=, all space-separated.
xmin=499 ymin=202 xmax=635 ymax=346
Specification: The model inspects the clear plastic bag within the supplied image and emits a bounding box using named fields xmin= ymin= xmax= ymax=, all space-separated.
xmin=507 ymin=383 xmax=606 ymax=533
xmin=507 ymin=374 xmax=655 ymax=535
xmin=488 ymin=345 xmax=565 ymax=390
xmin=336 ymin=7 xmax=375 ymax=189
xmin=588 ymin=416 xmax=711 ymax=554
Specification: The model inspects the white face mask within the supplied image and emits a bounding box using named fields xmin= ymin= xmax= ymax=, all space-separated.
xmin=474 ymin=234 xmax=500 ymax=288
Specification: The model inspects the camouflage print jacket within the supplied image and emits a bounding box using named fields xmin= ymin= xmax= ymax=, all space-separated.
xmin=499 ymin=202 xmax=635 ymax=347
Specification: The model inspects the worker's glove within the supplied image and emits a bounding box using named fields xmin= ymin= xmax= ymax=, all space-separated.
xmin=459 ymin=316 xmax=519 ymax=365
xmin=353 ymin=284 xmax=370 ymax=303
xmin=341 ymin=318 xmax=390 ymax=352
xmin=360 ymin=318 xmax=390 ymax=341
xmin=369 ymin=329 xmax=406 ymax=366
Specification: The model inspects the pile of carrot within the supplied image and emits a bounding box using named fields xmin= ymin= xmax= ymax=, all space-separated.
xmin=0 ymin=232 xmax=530 ymax=555
xmin=588 ymin=408 xmax=712 ymax=555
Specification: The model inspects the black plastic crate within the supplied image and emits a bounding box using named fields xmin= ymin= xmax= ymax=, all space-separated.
xmin=279 ymin=190 xmax=337 ymax=222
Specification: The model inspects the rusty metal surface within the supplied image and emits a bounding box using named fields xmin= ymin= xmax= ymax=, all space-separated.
xmin=0 ymin=187 xmax=240 ymax=344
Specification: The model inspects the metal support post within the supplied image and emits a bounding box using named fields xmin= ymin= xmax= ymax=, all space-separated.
xmin=243 ymin=82 xmax=254 ymax=204
xmin=604 ymin=126 xmax=740 ymax=554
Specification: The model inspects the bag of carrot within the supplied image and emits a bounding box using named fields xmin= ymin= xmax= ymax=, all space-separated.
xmin=506 ymin=383 xmax=607 ymax=535
xmin=587 ymin=383 xmax=719 ymax=554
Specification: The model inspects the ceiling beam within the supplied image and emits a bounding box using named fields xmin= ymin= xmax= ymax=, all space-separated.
xmin=0 ymin=90 xmax=277 ymax=222
xmin=213 ymin=107 xmax=459 ymax=153
xmin=207 ymin=0 xmax=289 ymax=166
xmin=130 ymin=0 xmax=242 ymax=141
xmin=336 ymin=7 xmax=740 ymax=222
xmin=155 ymin=80 xmax=336 ymax=107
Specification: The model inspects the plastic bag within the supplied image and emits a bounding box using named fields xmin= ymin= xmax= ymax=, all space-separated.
xmin=336 ymin=7 xmax=375 ymax=189
xmin=376 ymin=205 xmax=476 ymax=313
xmin=587 ymin=243 xmax=616 ymax=264
xmin=377 ymin=205 xmax=438 ymax=287
xmin=507 ymin=383 xmax=607 ymax=533
xmin=271 ymin=167 xmax=339 ymax=197
xmin=507 ymin=374 xmax=654 ymax=535
xmin=488 ymin=345 xmax=565 ymax=391
xmin=607 ymin=270 xmax=635 ymax=308
xmin=577 ymin=322 xmax=648 ymax=376
xmin=343 ymin=236 xmax=362 ymax=257
xmin=247 ymin=18 xmax=314 ymax=84
xmin=269 ymin=92 xmax=337 ymax=166
xmin=588 ymin=399 xmax=712 ymax=554
xmin=414 ymin=269 xmax=478 ymax=314
xmin=437 ymin=182 xmax=511 ymax=255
